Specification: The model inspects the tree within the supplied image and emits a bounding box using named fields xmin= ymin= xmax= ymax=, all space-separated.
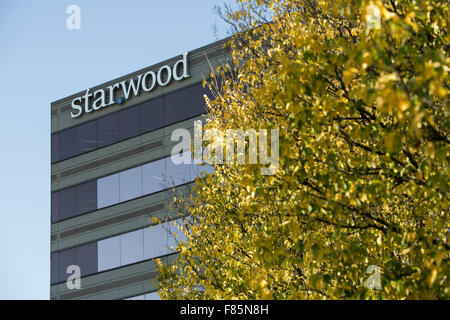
xmin=156 ymin=0 xmax=449 ymax=299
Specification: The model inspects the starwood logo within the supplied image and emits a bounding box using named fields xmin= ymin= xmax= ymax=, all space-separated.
xmin=70 ymin=52 xmax=190 ymax=118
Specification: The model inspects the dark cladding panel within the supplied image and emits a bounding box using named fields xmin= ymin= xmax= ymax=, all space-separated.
xmin=58 ymin=248 xmax=77 ymax=284
xmin=51 ymin=134 xmax=59 ymax=163
xmin=51 ymin=82 xmax=208 ymax=164
xmin=75 ymin=180 xmax=97 ymax=216
xmin=118 ymin=105 xmax=142 ymax=141
xmin=141 ymin=97 xmax=164 ymax=133
xmin=58 ymin=128 xmax=76 ymax=161
xmin=75 ymin=121 xmax=97 ymax=154
xmin=51 ymin=252 xmax=60 ymax=285
xmin=164 ymin=87 xmax=188 ymax=125
xmin=51 ymin=192 xmax=59 ymax=223
xmin=187 ymin=82 xmax=208 ymax=118
xmin=97 ymin=113 xmax=119 ymax=148
xmin=76 ymin=242 xmax=98 ymax=277
xmin=58 ymin=187 xmax=76 ymax=221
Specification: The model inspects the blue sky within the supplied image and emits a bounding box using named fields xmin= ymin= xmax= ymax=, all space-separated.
xmin=0 ymin=0 xmax=229 ymax=300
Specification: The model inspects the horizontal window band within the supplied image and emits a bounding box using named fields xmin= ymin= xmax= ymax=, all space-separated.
xmin=52 ymin=209 xmax=188 ymax=287
xmin=52 ymin=179 xmax=195 ymax=228
xmin=58 ymin=271 xmax=157 ymax=300
xmin=51 ymin=152 xmax=213 ymax=224
xmin=57 ymin=140 xmax=162 ymax=179
xmin=51 ymin=234 xmax=58 ymax=242
xmin=58 ymin=203 xmax=164 ymax=240
xmin=51 ymin=81 xmax=210 ymax=164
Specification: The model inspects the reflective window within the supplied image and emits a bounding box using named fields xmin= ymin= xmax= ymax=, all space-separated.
xmin=165 ymin=155 xmax=191 ymax=187
xmin=51 ymin=192 xmax=59 ymax=223
xmin=126 ymin=295 xmax=145 ymax=300
xmin=98 ymin=235 xmax=121 ymax=272
xmin=98 ymin=219 xmax=185 ymax=271
xmin=120 ymin=229 xmax=144 ymax=266
xmin=119 ymin=166 xmax=143 ymax=202
xmin=143 ymin=223 xmax=168 ymax=260
xmin=143 ymin=218 xmax=185 ymax=260
xmin=53 ymin=154 xmax=214 ymax=223
xmin=145 ymin=292 xmax=161 ymax=300
xmin=97 ymin=174 xmax=119 ymax=209
xmin=52 ymin=219 xmax=187 ymax=284
xmin=142 ymin=158 xmax=165 ymax=194
xmin=191 ymin=163 xmax=215 ymax=181
xmin=125 ymin=292 xmax=160 ymax=300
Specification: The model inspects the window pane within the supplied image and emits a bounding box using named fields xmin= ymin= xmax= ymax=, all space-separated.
xmin=59 ymin=248 xmax=77 ymax=283
xmin=75 ymin=180 xmax=97 ymax=215
xmin=118 ymin=106 xmax=141 ymax=140
xmin=164 ymin=88 xmax=188 ymax=125
xmin=142 ymin=158 xmax=165 ymax=195
xmin=58 ymin=187 xmax=76 ymax=220
xmin=51 ymin=252 xmax=60 ymax=284
xmin=98 ymin=235 xmax=121 ymax=272
xmin=169 ymin=218 xmax=188 ymax=246
xmin=141 ymin=97 xmax=164 ymax=133
xmin=51 ymin=192 xmax=59 ymax=223
xmin=119 ymin=166 xmax=143 ymax=202
xmin=75 ymin=121 xmax=97 ymax=155
xmin=120 ymin=229 xmax=144 ymax=266
xmin=145 ymin=292 xmax=161 ymax=300
xmin=58 ymin=128 xmax=76 ymax=161
xmin=191 ymin=164 xmax=215 ymax=180
xmin=143 ymin=224 xmax=169 ymax=259
xmin=165 ymin=154 xmax=191 ymax=188
xmin=126 ymin=295 xmax=145 ymax=300
xmin=97 ymin=113 xmax=119 ymax=148
xmin=76 ymin=242 xmax=98 ymax=277
xmin=51 ymin=134 xmax=59 ymax=163
xmin=97 ymin=174 xmax=120 ymax=209
xmin=187 ymin=83 xmax=208 ymax=118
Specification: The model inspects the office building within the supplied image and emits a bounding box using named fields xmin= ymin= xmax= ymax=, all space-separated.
xmin=50 ymin=39 xmax=227 ymax=300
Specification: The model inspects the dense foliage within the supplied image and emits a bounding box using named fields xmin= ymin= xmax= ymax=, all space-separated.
xmin=157 ymin=0 xmax=449 ymax=299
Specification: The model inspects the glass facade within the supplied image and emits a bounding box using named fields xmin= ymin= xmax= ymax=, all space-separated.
xmin=51 ymin=153 xmax=214 ymax=223
xmin=51 ymin=82 xmax=209 ymax=163
xmin=51 ymin=218 xmax=187 ymax=285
